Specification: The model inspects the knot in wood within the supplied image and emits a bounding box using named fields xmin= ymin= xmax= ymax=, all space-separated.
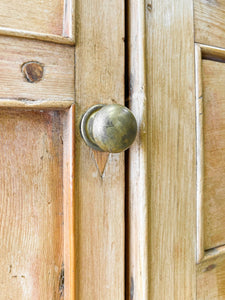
xmin=22 ymin=61 xmax=44 ymax=83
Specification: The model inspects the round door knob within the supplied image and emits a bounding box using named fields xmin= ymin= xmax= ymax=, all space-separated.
xmin=80 ymin=104 xmax=137 ymax=153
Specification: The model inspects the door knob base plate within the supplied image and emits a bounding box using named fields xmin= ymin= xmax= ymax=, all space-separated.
xmin=80 ymin=104 xmax=105 ymax=152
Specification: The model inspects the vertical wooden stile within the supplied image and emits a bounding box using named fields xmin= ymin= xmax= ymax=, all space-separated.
xmin=126 ymin=0 xmax=148 ymax=299
xmin=145 ymin=1 xmax=196 ymax=298
xmin=75 ymin=0 xmax=125 ymax=299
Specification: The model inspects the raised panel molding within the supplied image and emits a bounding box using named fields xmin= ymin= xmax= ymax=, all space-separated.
xmin=0 ymin=0 xmax=75 ymax=44
xmin=196 ymin=43 xmax=225 ymax=262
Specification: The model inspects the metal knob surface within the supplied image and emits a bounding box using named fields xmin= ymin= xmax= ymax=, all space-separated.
xmin=80 ymin=104 xmax=137 ymax=153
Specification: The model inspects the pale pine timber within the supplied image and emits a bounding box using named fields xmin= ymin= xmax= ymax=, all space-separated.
xmin=75 ymin=0 xmax=125 ymax=299
xmin=194 ymin=0 xmax=225 ymax=49
xmin=0 ymin=109 xmax=65 ymax=299
xmin=197 ymin=246 xmax=225 ymax=299
xmin=63 ymin=105 xmax=76 ymax=300
xmin=126 ymin=0 xmax=148 ymax=299
xmin=0 ymin=0 xmax=75 ymax=44
xmin=195 ymin=44 xmax=225 ymax=299
xmin=202 ymin=57 xmax=225 ymax=250
xmin=145 ymin=0 xmax=196 ymax=298
xmin=0 ymin=28 xmax=75 ymax=45
xmin=195 ymin=44 xmax=204 ymax=263
xmin=0 ymin=36 xmax=74 ymax=107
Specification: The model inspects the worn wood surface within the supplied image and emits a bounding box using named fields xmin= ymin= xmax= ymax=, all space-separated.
xmin=126 ymin=0 xmax=148 ymax=299
xmin=194 ymin=0 xmax=225 ymax=49
xmin=195 ymin=44 xmax=225 ymax=299
xmin=202 ymin=58 xmax=225 ymax=250
xmin=145 ymin=0 xmax=196 ymax=298
xmin=0 ymin=36 xmax=74 ymax=107
xmin=62 ymin=106 xmax=76 ymax=300
xmin=0 ymin=109 xmax=64 ymax=299
xmin=195 ymin=44 xmax=205 ymax=263
xmin=197 ymin=246 xmax=225 ymax=299
xmin=0 ymin=0 xmax=75 ymax=44
xmin=0 ymin=28 xmax=75 ymax=45
xmin=75 ymin=0 xmax=125 ymax=298
xmin=201 ymin=44 xmax=225 ymax=62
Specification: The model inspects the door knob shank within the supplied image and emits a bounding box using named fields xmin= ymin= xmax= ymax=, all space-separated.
xmin=80 ymin=104 xmax=137 ymax=153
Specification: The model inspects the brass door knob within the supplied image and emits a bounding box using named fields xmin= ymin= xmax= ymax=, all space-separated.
xmin=80 ymin=104 xmax=137 ymax=153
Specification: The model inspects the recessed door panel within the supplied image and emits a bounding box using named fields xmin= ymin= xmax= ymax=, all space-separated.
xmin=202 ymin=58 xmax=225 ymax=250
xmin=0 ymin=108 xmax=74 ymax=299
xmin=0 ymin=0 xmax=74 ymax=43
xmin=196 ymin=45 xmax=225 ymax=299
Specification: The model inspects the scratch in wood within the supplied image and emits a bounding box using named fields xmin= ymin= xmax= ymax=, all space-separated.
xmin=203 ymin=264 xmax=216 ymax=272
xmin=59 ymin=263 xmax=64 ymax=298
xmin=9 ymin=265 xmax=12 ymax=274
xmin=11 ymin=275 xmax=25 ymax=279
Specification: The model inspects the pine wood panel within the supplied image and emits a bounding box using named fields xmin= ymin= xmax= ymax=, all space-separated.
xmin=0 ymin=36 xmax=74 ymax=108
xmin=0 ymin=107 xmax=75 ymax=299
xmin=194 ymin=0 xmax=225 ymax=49
xmin=197 ymin=246 xmax=225 ymax=299
xmin=0 ymin=109 xmax=64 ymax=299
xmin=0 ymin=0 xmax=75 ymax=44
xmin=75 ymin=0 xmax=125 ymax=298
xmin=202 ymin=58 xmax=225 ymax=250
xmin=145 ymin=1 xmax=196 ymax=298
xmin=195 ymin=44 xmax=225 ymax=299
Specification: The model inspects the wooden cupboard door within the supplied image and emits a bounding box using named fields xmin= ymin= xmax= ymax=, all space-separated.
xmin=0 ymin=0 xmax=125 ymax=299
xmin=127 ymin=0 xmax=225 ymax=299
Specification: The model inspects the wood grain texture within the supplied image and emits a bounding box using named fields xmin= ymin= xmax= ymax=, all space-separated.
xmin=62 ymin=105 xmax=76 ymax=300
xmin=0 ymin=0 xmax=75 ymax=43
xmin=194 ymin=0 xmax=225 ymax=49
xmin=197 ymin=246 xmax=225 ymax=299
xmin=0 ymin=100 xmax=73 ymax=109
xmin=202 ymin=58 xmax=225 ymax=250
xmin=0 ymin=28 xmax=75 ymax=45
xmin=0 ymin=109 xmax=64 ymax=299
xmin=63 ymin=0 xmax=75 ymax=40
xmin=195 ymin=44 xmax=205 ymax=263
xmin=75 ymin=0 xmax=125 ymax=299
xmin=92 ymin=150 xmax=110 ymax=176
xmin=201 ymin=43 xmax=225 ymax=63
xmin=126 ymin=0 xmax=148 ymax=299
xmin=145 ymin=1 xmax=196 ymax=298
xmin=0 ymin=36 xmax=74 ymax=106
